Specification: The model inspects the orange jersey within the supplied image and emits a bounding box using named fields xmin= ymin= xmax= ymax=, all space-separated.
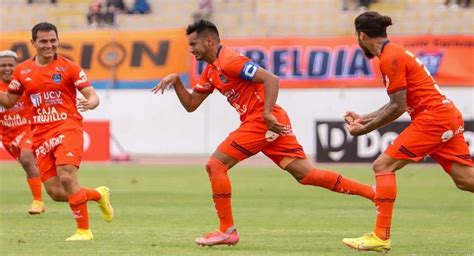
xmin=0 ymin=80 xmax=31 ymax=139
xmin=8 ymin=54 xmax=91 ymax=135
xmin=379 ymin=42 xmax=460 ymax=120
xmin=194 ymin=46 xmax=282 ymax=121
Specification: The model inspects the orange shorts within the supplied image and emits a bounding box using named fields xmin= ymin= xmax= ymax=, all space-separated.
xmin=385 ymin=116 xmax=473 ymax=173
xmin=218 ymin=107 xmax=306 ymax=168
xmin=33 ymin=128 xmax=83 ymax=182
xmin=2 ymin=129 xmax=33 ymax=160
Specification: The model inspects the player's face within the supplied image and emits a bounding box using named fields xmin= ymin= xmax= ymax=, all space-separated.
xmin=357 ymin=32 xmax=375 ymax=59
xmin=0 ymin=57 xmax=17 ymax=83
xmin=187 ymin=32 xmax=208 ymax=61
xmin=32 ymin=30 xmax=59 ymax=59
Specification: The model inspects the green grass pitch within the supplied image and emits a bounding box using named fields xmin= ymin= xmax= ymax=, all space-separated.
xmin=0 ymin=163 xmax=473 ymax=255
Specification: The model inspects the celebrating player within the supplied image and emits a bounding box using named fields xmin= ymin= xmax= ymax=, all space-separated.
xmin=153 ymin=20 xmax=375 ymax=247
xmin=341 ymin=12 xmax=473 ymax=253
xmin=0 ymin=22 xmax=114 ymax=241
xmin=0 ymin=50 xmax=45 ymax=214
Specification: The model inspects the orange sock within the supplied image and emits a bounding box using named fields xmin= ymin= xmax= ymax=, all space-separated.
xmin=68 ymin=189 xmax=90 ymax=230
xmin=27 ymin=177 xmax=43 ymax=201
xmin=299 ymin=168 xmax=374 ymax=200
xmin=83 ymin=187 xmax=101 ymax=201
xmin=206 ymin=157 xmax=234 ymax=232
xmin=373 ymin=171 xmax=397 ymax=241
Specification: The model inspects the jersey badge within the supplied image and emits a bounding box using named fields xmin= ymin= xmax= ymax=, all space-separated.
xmin=52 ymin=74 xmax=62 ymax=83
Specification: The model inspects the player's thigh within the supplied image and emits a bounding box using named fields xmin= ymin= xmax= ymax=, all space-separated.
xmin=262 ymin=132 xmax=307 ymax=170
xmin=217 ymin=119 xmax=269 ymax=163
xmin=372 ymin=153 xmax=412 ymax=173
xmin=448 ymin=162 xmax=474 ymax=191
xmin=429 ymin=133 xmax=473 ymax=173
xmin=385 ymin=120 xmax=446 ymax=164
xmin=210 ymin=149 xmax=240 ymax=169
xmin=284 ymin=158 xmax=313 ymax=180
xmin=54 ymin=129 xmax=83 ymax=168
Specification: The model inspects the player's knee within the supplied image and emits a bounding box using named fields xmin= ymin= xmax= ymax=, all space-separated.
xmin=372 ymin=160 xmax=388 ymax=173
xmin=205 ymin=157 xmax=228 ymax=176
xmin=45 ymin=187 xmax=65 ymax=201
xmin=19 ymin=152 xmax=35 ymax=167
xmin=455 ymin=179 xmax=474 ymax=193
xmin=58 ymin=173 xmax=74 ymax=188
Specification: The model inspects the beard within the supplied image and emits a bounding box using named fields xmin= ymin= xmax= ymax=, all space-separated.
xmin=361 ymin=45 xmax=375 ymax=59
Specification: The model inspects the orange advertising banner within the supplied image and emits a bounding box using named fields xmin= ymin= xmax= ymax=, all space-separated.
xmin=0 ymin=29 xmax=189 ymax=89
xmin=0 ymin=120 xmax=110 ymax=162
xmin=191 ymin=35 xmax=474 ymax=88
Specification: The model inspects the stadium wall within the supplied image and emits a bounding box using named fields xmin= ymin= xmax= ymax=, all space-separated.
xmin=84 ymin=87 xmax=474 ymax=156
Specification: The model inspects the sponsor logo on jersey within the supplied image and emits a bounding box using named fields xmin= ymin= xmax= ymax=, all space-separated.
xmin=35 ymin=134 xmax=65 ymax=157
xmin=30 ymin=93 xmax=42 ymax=107
xmin=8 ymin=79 xmax=21 ymax=91
xmin=20 ymin=69 xmax=31 ymax=75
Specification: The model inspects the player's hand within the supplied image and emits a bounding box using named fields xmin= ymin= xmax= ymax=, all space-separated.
xmin=346 ymin=122 xmax=366 ymax=136
xmin=151 ymin=73 xmax=179 ymax=94
xmin=264 ymin=113 xmax=288 ymax=135
xmin=77 ymin=98 xmax=95 ymax=112
xmin=344 ymin=111 xmax=363 ymax=124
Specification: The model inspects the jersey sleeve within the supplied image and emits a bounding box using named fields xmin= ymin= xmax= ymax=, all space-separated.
xmin=193 ymin=64 xmax=215 ymax=94
xmin=380 ymin=53 xmax=407 ymax=94
xmin=221 ymin=55 xmax=259 ymax=81
xmin=68 ymin=61 xmax=91 ymax=90
xmin=7 ymin=68 xmax=24 ymax=95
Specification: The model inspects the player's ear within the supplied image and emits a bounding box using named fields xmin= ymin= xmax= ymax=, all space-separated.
xmin=30 ymin=39 xmax=35 ymax=47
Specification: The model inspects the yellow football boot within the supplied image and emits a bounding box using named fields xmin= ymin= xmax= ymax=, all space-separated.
xmin=65 ymin=229 xmax=94 ymax=241
xmin=95 ymin=186 xmax=114 ymax=222
xmin=342 ymin=232 xmax=391 ymax=253
xmin=28 ymin=200 xmax=45 ymax=215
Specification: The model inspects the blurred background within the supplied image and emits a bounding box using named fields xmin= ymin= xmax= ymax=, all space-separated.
xmin=0 ymin=0 xmax=473 ymax=163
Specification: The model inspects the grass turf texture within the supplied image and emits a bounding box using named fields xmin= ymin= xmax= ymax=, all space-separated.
xmin=0 ymin=163 xmax=473 ymax=255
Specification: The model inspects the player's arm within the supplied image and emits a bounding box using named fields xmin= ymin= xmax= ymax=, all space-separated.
xmin=151 ymin=73 xmax=209 ymax=112
xmin=0 ymin=91 xmax=21 ymax=108
xmin=348 ymin=90 xmax=406 ymax=136
xmin=251 ymin=68 xmax=287 ymax=134
xmin=347 ymin=103 xmax=390 ymax=124
xmin=77 ymin=86 xmax=100 ymax=112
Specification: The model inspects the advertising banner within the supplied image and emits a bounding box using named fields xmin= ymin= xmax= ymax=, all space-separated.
xmin=191 ymin=35 xmax=474 ymax=88
xmin=0 ymin=29 xmax=189 ymax=89
xmin=315 ymin=120 xmax=473 ymax=163
xmin=0 ymin=120 xmax=110 ymax=162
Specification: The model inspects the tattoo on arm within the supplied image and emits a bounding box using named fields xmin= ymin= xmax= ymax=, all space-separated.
xmin=362 ymin=90 xmax=407 ymax=133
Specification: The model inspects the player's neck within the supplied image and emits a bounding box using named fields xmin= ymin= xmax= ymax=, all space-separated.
xmin=205 ymin=45 xmax=222 ymax=64
xmin=1 ymin=79 xmax=11 ymax=84
xmin=35 ymin=55 xmax=54 ymax=67
xmin=372 ymin=38 xmax=387 ymax=58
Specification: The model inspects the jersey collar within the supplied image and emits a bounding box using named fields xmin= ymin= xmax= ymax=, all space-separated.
xmin=380 ymin=40 xmax=390 ymax=54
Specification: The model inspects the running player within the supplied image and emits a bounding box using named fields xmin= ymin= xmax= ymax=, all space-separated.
xmin=0 ymin=22 xmax=114 ymax=241
xmin=342 ymin=12 xmax=473 ymax=253
xmin=152 ymin=19 xmax=375 ymax=247
xmin=0 ymin=50 xmax=45 ymax=214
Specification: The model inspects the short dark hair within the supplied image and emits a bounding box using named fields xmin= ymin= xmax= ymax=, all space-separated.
xmin=186 ymin=19 xmax=219 ymax=39
xmin=355 ymin=11 xmax=393 ymax=38
xmin=31 ymin=22 xmax=58 ymax=41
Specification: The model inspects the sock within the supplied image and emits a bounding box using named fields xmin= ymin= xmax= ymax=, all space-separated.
xmin=83 ymin=187 xmax=101 ymax=201
xmin=299 ymin=168 xmax=374 ymax=200
xmin=206 ymin=157 xmax=234 ymax=232
xmin=68 ymin=189 xmax=90 ymax=230
xmin=373 ymin=171 xmax=397 ymax=241
xmin=27 ymin=177 xmax=43 ymax=201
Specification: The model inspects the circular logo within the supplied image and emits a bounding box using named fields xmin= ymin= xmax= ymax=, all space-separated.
xmin=98 ymin=42 xmax=126 ymax=68
xmin=265 ymin=130 xmax=279 ymax=142
xmin=441 ymin=130 xmax=454 ymax=142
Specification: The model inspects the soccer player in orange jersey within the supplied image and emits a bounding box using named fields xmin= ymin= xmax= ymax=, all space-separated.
xmin=0 ymin=50 xmax=45 ymax=214
xmin=0 ymin=22 xmax=114 ymax=241
xmin=153 ymin=20 xmax=376 ymax=247
xmin=342 ymin=12 xmax=474 ymax=253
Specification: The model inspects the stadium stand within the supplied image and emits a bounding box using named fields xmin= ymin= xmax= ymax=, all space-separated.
xmin=0 ymin=0 xmax=472 ymax=35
